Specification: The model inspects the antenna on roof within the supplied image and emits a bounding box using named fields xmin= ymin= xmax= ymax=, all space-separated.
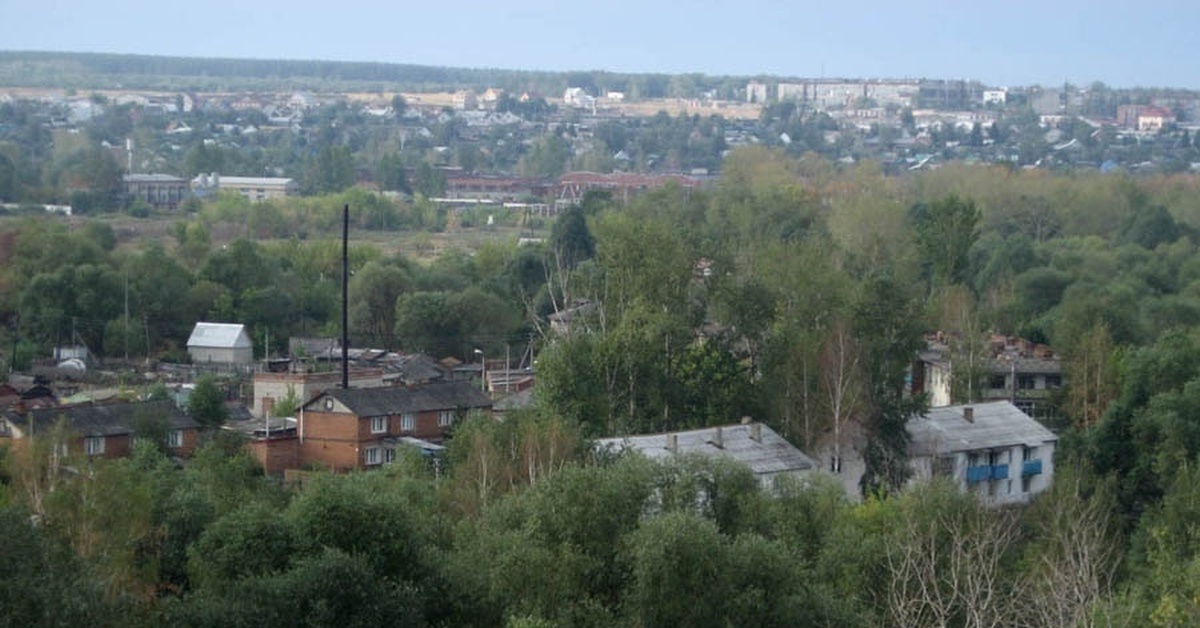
xmin=341 ymin=203 xmax=350 ymax=389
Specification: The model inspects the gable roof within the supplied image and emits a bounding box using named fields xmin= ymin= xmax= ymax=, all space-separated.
xmin=306 ymin=381 xmax=492 ymax=417
xmin=907 ymin=401 xmax=1057 ymax=456
xmin=2 ymin=399 xmax=198 ymax=437
xmin=596 ymin=423 xmax=816 ymax=477
xmin=187 ymin=322 xmax=252 ymax=349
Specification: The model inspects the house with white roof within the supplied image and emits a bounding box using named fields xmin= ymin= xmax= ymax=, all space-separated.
xmin=187 ymin=322 xmax=254 ymax=365
xmin=907 ymin=401 xmax=1057 ymax=506
xmin=596 ymin=422 xmax=818 ymax=489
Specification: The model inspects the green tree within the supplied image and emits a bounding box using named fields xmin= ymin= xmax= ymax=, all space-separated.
xmin=911 ymin=194 xmax=981 ymax=294
xmin=188 ymin=374 xmax=229 ymax=429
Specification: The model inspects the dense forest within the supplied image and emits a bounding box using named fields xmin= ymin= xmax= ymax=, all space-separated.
xmin=5 ymin=145 xmax=1200 ymax=624
xmin=0 ymin=51 xmax=748 ymax=100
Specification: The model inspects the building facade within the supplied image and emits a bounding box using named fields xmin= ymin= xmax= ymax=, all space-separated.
xmin=187 ymin=322 xmax=254 ymax=365
xmin=191 ymin=173 xmax=297 ymax=201
xmin=0 ymin=399 xmax=200 ymax=460
xmin=123 ymin=174 xmax=190 ymax=210
xmin=907 ymin=401 xmax=1057 ymax=506
xmin=296 ymin=382 xmax=493 ymax=471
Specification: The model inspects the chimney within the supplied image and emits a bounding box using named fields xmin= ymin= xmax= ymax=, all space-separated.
xmin=750 ymin=423 xmax=762 ymax=443
xmin=712 ymin=426 xmax=724 ymax=449
xmin=963 ymin=406 xmax=974 ymax=423
xmin=666 ymin=433 xmax=678 ymax=453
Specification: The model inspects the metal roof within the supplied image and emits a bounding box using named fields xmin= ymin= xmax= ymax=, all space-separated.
xmin=596 ymin=423 xmax=816 ymax=477
xmin=2 ymin=399 xmax=198 ymax=437
xmin=908 ymin=401 xmax=1057 ymax=456
xmin=187 ymin=323 xmax=252 ymax=349
xmin=308 ymin=381 xmax=493 ymax=417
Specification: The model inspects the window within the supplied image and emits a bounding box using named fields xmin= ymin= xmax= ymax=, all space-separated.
xmin=364 ymin=446 xmax=381 ymax=466
xmin=168 ymin=430 xmax=184 ymax=448
xmin=371 ymin=416 xmax=387 ymax=434
xmin=1045 ymin=375 xmax=1063 ymax=389
xmin=438 ymin=410 xmax=453 ymax=428
xmin=384 ymin=448 xmax=396 ymax=464
xmin=85 ymin=436 xmax=105 ymax=456
xmin=401 ymin=413 xmax=415 ymax=432
xmin=1023 ymin=446 xmax=1037 ymax=462
xmin=1022 ymin=474 xmax=1032 ymax=493
xmin=935 ymin=456 xmax=955 ymax=477
xmin=989 ymin=374 xmax=1008 ymax=390
xmin=1017 ymin=374 xmax=1037 ymax=390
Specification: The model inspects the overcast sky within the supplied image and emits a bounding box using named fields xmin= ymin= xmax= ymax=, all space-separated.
xmin=3 ymin=0 xmax=1198 ymax=88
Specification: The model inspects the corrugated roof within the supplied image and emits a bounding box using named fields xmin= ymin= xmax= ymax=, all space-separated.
xmin=908 ymin=401 xmax=1057 ymax=456
xmin=2 ymin=399 xmax=198 ymax=437
xmin=596 ymin=423 xmax=816 ymax=476
xmin=311 ymin=381 xmax=492 ymax=417
xmin=187 ymin=322 xmax=252 ymax=349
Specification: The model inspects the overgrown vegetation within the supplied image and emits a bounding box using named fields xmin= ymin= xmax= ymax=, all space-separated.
xmin=4 ymin=144 xmax=1200 ymax=623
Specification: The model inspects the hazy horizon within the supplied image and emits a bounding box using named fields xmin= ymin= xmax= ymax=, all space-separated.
xmin=5 ymin=0 xmax=1199 ymax=90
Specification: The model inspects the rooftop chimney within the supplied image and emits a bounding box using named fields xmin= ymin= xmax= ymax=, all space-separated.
xmin=666 ymin=433 xmax=678 ymax=453
xmin=712 ymin=426 xmax=724 ymax=449
xmin=750 ymin=423 xmax=762 ymax=443
xmin=963 ymin=406 xmax=974 ymax=423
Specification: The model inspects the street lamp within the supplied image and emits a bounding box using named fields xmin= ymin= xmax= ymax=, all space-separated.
xmin=473 ymin=348 xmax=486 ymax=393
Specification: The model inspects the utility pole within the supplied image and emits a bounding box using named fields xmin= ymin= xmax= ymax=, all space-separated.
xmin=341 ymin=204 xmax=350 ymax=389
xmin=124 ymin=272 xmax=129 ymax=360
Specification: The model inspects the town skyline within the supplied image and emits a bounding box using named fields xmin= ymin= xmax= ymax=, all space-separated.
xmin=5 ymin=0 xmax=1199 ymax=90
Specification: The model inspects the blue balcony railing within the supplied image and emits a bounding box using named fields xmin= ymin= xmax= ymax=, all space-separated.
xmin=1022 ymin=459 xmax=1043 ymax=476
xmin=966 ymin=466 xmax=991 ymax=484
xmin=991 ymin=464 xmax=1009 ymax=480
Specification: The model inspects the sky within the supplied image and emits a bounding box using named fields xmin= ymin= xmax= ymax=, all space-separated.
xmin=3 ymin=0 xmax=1198 ymax=89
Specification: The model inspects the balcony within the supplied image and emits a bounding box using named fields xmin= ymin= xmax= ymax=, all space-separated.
xmin=991 ymin=464 xmax=1009 ymax=480
xmin=1022 ymin=459 xmax=1043 ymax=476
xmin=966 ymin=466 xmax=991 ymax=484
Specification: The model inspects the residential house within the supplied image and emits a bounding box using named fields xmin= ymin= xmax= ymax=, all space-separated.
xmin=123 ymin=173 xmax=190 ymax=210
xmin=187 ymin=322 xmax=254 ymax=365
xmin=595 ymin=423 xmax=818 ymax=489
xmin=0 ymin=375 xmax=57 ymax=411
xmin=548 ymin=298 xmax=598 ymax=335
xmin=912 ymin=333 xmax=1062 ymax=421
xmin=0 ymin=399 xmax=200 ymax=459
xmin=907 ymin=401 xmax=1057 ymax=506
xmin=296 ymin=381 xmax=493 ymax=471
xmin=452 ymin=90 xmax=478 ymax=111
xmin=1137 ymin=106 xmax=1176 ymax=132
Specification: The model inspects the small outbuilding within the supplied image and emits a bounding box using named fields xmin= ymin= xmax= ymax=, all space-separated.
xmin=187 ymin=322 xmax=254 ymax=365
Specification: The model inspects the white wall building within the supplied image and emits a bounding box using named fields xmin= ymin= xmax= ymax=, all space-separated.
xmin=187 ymin=322 xmax=254 ymax=365
xmin=596 ymin=422 xmax=818 ymax=489
xmin=907 ymin=401 xmax=1057 ymax=506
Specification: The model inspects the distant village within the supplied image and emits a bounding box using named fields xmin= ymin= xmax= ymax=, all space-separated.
xmin=4 ymin=75 xmax=1200 ymax=218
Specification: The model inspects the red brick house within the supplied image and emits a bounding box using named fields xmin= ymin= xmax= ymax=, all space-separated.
xmin=0 ymin=400 xmax=201 ymax=459
xmin=297 ymin=381 xmax=492 ymax=471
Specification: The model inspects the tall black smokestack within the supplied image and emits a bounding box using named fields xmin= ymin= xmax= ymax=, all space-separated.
xmin=341 ymin=203 xmax=349 ymax=389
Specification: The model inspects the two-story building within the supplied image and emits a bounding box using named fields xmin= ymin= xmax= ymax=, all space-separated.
xmin=0 ymin=399 xmax=201 ymax=460
xmin=912 ymin=333 xmax=1063 ymax=421
xmin=123 ymin=173 xmax=191 ymax=210
xmin=907 ymin=401 xmax=1057 ymax=506
xmin=296 ymin=381 xmax=493 ymax=471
